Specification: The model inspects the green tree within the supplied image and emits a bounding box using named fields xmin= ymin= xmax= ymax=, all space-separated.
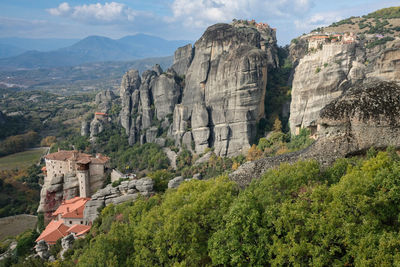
xmin=209 ymin=160 xmax=321 ymax=266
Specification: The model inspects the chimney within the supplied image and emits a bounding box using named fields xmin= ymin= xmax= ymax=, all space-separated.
xmin=67 ymin=207 xmax=70 ymax=212
xmin=58 ymin=148 xmax=60 ymax=152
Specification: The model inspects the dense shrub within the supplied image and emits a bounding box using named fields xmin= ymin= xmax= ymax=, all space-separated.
xmin=0 ymin=131 xmax=39 ymax=156
xmin=56 ymin=150 xmax=400 ymax=266
xmin=74 ymin=176 xmax=238 ymax=266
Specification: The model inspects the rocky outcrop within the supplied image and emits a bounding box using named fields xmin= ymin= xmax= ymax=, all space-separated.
xmin=171 ymin=44 xmax=194 ymax=76
xmin=231 ymin=81 xmax=400 ymax=187
xmin=60 ymin=234 xmax=75 ymax=260
xmin=35 ymin=240 xmax=50 ymax=260
xmin=171 ymin=23 xmax=278 ymax=156
xmin=84 ymin=177 xmax=155 ymax=222
xmin=95 ymin=90 xmax=116 ymax=113
xmin=168 ymin=176 xmax=184 ymax=189
xmin=163 ymin=148 xmax=177 ymax=170
xmin=119 ymin=66 xmax=183 ymax=145
xmin=153 ymin=69 xmax=182 ymax=120
xmin=316 ymin=81 xmax=400 ymax=155
xmin=90 ymin=118 xmax=105 ymax=138
xmin=81 ymin=90 xmax=116 ymax=138
xmin=115 ymin=22 xmax=278 ymax=156
xmin=81 ymin=121 xmax=90 ymax=137
xmin=289 ymin=36 xmax=400 ymax=134
xmin=37 ymin=173 xmax=79 ymax=221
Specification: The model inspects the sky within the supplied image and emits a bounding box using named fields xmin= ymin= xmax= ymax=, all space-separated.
xmin=0 ymin=0 xmax=399 ymax=45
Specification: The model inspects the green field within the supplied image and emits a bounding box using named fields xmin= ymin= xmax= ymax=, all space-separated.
xmin=0 ymin=148 xmax=47 ymax=170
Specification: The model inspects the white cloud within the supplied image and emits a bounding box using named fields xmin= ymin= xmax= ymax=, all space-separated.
xmin=294 ymin=11 xmax=344 ymax=31
xmin=47 ymin=2 xmax=71 ymax=16
xmin=169 ymin=0 xmax=314 ymax=29
xmin=47 ymin=2 xmax=137 ymax=23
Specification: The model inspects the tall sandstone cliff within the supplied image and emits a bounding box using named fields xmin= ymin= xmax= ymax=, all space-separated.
xmin=118 ymin=22 xmax=279 ymax=156
xmin=172 ymin=23 xmax=278 ymax=156
xmin=289 ymin=36 xmax=400 ymax=134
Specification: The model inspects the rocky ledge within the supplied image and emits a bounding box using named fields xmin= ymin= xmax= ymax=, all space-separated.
xmin=84 ymin=177 xmax=154 ymax=222
xmin=231 ymin=81 xmax=400 ymax=187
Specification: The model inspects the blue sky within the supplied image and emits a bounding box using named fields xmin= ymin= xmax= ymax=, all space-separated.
xmin=0 ymin=0 xmax=399 ymax=44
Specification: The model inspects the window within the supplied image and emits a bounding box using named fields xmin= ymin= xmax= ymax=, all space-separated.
xmin=70 ymin=221 xmax=72 ymax=224
xmin=81 ymin=221 xmax=83 ymax=224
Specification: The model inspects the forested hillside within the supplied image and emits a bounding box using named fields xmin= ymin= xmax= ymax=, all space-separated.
xmin=43 ymin=149 xmax=400 ymax=266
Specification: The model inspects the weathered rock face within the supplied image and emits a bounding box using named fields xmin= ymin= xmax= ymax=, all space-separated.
xmin=84 ymin=177 xmax=154 ymax=222
xmin=60 ymin=234 xmax=75 ymax=260
xmin=35 ymin=240 xmax=50 ymax=260
xmin=172 ymin=23 xmax=278 ymax=156
xmin=171 ymin=44 xmax=194 ymax=76
xmin=82 ymin=90 xmax=116 ymax=138
xmin=289 ymin=37 xmax=400 ymax=134
xmin=37 ymin=173 xmax=79 ymax=222
xmin=317 ymin=81 xmax=400 ymax=154
xmin=231 ymin=81 xmax=400 ymax=187
xmin=153 ymin=69 xmax=182 ymax=121
xmin=168 ymin=176 xmax=184 ymax=189
xmin=81 ymin=120 xmax=90 ymax=137
xmin=120 ymin=69 xmax=141 ymax=143
xmin=90 ymin=118 xmax=105 ymax=138
xmin=119 ymin=66 xmax=183 ymax=145
xmin=95 ymin=90 xmax=116 ymax=113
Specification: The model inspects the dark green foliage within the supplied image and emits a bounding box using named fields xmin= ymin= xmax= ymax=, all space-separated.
xmin=176 ymin=148 xmax=192 ymax=170
xmin=363 ymin=7 xmax=400 ymax=19
xmin=0 ymin=166 xmax=40 ymax=218
xmin=366 ymin=36 xmax=395 ymax=48
xmin=50 ymin=134 xmax=91 ymax=153
xmin=19 ymin=165 xmax=41 ymax=190
xmin=0 ymin=131 xmax=39 ymax=157
xmin=114 ymin=143 xmax=169 ymax=172
xmin=287 ymin=128 xmax=314 ymax=151
xmin=329 ymin=17 xmax=356 ymax=27
xmin=56 ymin=149 xmax=400 ymax=266
xmin=366 ymin=19 xmax=390 ymax=34
xmin=94 ymin=124 xmax=128 ymax=154
xmin=148 ymin=169 xmax=175 ymax=192
xmin=74 ymin=176 xmax=238 ymax=266
xmin=15 ymin=230 xmax=38 ymax=258
xmin=209 ymin=160 xmax=322 ymax=266
xmin=262 ymin=47 xmax=292 ymax=137
xmin=37 ymin=213 xmax=45 ymax=232
xmin=49 ymin=239 xmax=62 ymax=257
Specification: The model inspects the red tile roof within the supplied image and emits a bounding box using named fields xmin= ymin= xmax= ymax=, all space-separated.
xmin=62 ymin=205 xmax=85 ymax=219
xmin=310 ymin=35 xmax=329 ymax=39
xmin=45 ymin=150 xmax=91 ymax=161
xmin=90 ymin=154 xmax=110 ymax=164
xmin=36 ymin=220 xmax=69 ymax=245
xmin=67 ymin=224 xmax=91 ymax=235
xmin=52 ymin=197 xmax=90 ymax=218
xmin=76 ymin=227 xmax=91 ymax=237
xmin=44 ymin=150 xmax=109 ymax=164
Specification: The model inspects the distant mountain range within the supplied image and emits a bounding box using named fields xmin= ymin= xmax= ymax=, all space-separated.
xmin=0 ymin=34 xmax=191 ymax=70
xmin=0 ymin=56 xmax=173 ymax=94
xmin=0 ymin=37 xmax=79 ymax=53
